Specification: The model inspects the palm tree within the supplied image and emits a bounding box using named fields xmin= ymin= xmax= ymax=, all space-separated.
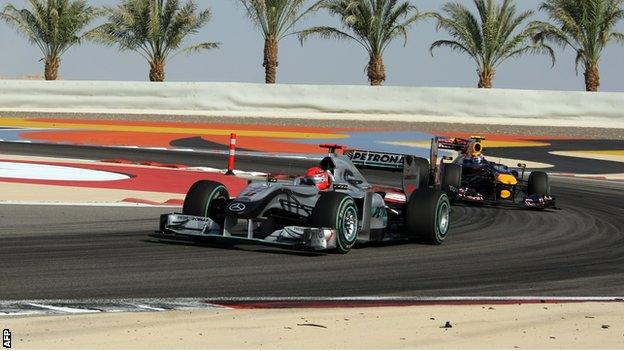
xmin=533 ymin=0 xmax=624 ymax=92
xmin=298 ymin=0 xmax=430 ymax=86
xmin=0 ymin=0 xmax=99 ymax=80
xmin=92 ymin=0 xmax=219 ymax=82
xmin=430 ymin=0 xmax=555 ymax=89
xmin=238 ymin=0 xmax=322 ymax=84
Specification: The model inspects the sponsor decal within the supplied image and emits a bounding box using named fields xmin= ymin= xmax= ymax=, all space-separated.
xmin=241 ymin=183 xmax=269 ymax=198
xmin=183 ymin=216 xmax=212 ymax=222
xmin=228 ymin=202 xmax=246 ymax=212
xmin=171 ymin=214 xmax=212 ymax=223
xmin=346 ymin=150 xmax=404 ymax=169
xmin=309 ymin=229 xmax=328 ymax=250
xmin=384 ymin=192 xmax=407 ymax=202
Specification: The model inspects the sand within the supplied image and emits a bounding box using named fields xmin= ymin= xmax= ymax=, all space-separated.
xmin=2 ymin=303 xmax=623 ymax=349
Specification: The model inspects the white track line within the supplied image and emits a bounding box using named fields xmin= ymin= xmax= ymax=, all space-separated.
xmin=28 ymin=303 xmax=101 ymax=314
xmin=131 ymin=304 xmax=166 ymax=311
xmin=0 ymin=299 xmax=227 ymax=316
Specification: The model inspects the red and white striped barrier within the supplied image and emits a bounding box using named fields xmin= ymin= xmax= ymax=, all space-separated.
xmin=225 ymin=133 xmax=237 ymax=175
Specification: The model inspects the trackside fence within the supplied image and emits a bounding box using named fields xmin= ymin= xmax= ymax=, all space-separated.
xmin=0 ymin=80 xmax=622 ymax=128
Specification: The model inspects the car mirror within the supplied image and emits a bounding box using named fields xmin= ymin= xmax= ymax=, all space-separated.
xmin=344 ymin=173 xmax=364 ymax=185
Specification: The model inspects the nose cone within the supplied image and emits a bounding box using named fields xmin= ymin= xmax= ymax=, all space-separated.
xmin=497 ymin=173 xmax=518 ymax=185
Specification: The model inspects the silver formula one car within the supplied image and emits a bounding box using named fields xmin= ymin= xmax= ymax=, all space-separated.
xmin=154 ymin=145 xmax=451 ymax=253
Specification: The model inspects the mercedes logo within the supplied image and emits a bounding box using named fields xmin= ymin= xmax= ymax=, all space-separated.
xmin=228 ymin=202 xmax=246 ymax=212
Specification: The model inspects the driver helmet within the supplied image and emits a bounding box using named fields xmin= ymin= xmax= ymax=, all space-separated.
xmin=303 ymin=166 xmax=331 ymax=190
xmin=471 ymin=155 xmax=485 ymax=164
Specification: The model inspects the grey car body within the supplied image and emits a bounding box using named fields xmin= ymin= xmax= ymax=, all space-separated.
xmin=155 ymin=146 xmax=451 ymax=253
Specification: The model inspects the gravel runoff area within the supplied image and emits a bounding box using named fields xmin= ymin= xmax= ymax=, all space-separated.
xmin=1 ymin=111 xmax=623 ymax=139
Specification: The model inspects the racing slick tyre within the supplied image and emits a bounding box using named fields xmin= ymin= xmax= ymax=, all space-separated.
xmin=441 ymin=164 xmax=462 ymax=193
xmin=528 ymin=171 xmax=549 ymax=196
xmin=182 ymin=181 xmax=230 ymax=227
xmin=310 ymin=192 xmax=359 ymax=254
xmin=406 ymin=188 xmax=451 ymax=245
xmin=413 ymin=157 xmax=431 ymax=188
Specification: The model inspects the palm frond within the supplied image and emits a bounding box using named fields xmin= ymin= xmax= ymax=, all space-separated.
xmin=1 ymin=0 xmax=99 ymax=60
xmin=170 ymin=41 xmax=220 ymax=59
xmin=299 ymin=0 xmax=427 ymax=57
xmin=430 ymin=39 xmax=472 ymax=56
xmin=92 ymin=0 xmax=218 ymax=64
xmin=298 ymin=25 xmax=369 ymax=50
xmin=432 ymin=0 xmax=555 ymax=79
xmin=536 ymin=0 xmax=624 ymax=72
xmin=237 ymin=0 xmax=323 ymax=41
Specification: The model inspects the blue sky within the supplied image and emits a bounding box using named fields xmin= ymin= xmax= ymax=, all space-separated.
xmin=1 ymin=0 xmax=623 ymax=91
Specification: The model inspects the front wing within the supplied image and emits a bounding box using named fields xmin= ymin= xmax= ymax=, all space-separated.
xmin=153 ymin=213 xmax=338 ymax=251
xmin=451 ymin=187 xmax=557 ymax=209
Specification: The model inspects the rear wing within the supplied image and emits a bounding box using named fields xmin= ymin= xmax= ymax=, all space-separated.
xmin=344 ymin=149 xmax=430 ymax=198
xmin=434 ymin=137 xmax=471 ymax=151
xmin=430 ymin=136 xmax=485 ymax=166
xmin=344 ymin=149 xmax=406 ymax=171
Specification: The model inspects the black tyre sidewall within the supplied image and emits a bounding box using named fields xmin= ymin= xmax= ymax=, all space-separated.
xmin=528 ymin=171 xmax=549 ymax=196
xmin=406 ymin=188 xmax=451 ymax=245
xmin=182 ymin=181 xmax=229 ymax=218
xmin=311 ymin=193 xmax=359 ymax=254
xmin=413 ymin=157 xmax=431 ymax=188
xmin=441 ymin=164 xmax=462 ymax=192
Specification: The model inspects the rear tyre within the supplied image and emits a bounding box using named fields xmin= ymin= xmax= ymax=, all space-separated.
xmin=182 ymin=181 xmax=229 ymax=227
xmin=310 ymin=192 xmax=359 ymax=254
xmin=406 ymin=188 xmax=451 ymax=245
xmin=441 ymin=164 xmax=462 ymax=192
xmin=528 ymin=171 xmax=549 ymax=196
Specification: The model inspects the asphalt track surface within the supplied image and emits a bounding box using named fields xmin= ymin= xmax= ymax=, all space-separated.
xmin=2 ymin=138 xmax=624 ymax=174
xmin=0 ymin=143 xmax=623 ymax=299
xmin=491 ymin=139 xmax=624 ymax=174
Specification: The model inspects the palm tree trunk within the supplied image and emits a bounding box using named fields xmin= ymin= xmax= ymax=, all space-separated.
xmin=367 ymin=54 xmax=386 ymax=86
xmin=263 ymin=37 xmax=279 ymax=84
xmin=477 ymin=68 xmax=494 ymax=88
xmin=149 ymin=59 xmax=166 ymax=82
xmin=584 ymin=64 xmax=600 ymax=92
xmin=44 ymin=57 xmax=60 ymax=81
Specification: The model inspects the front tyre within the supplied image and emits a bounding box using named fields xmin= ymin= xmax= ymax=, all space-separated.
xmin=183 ymin=181 xmax=229 ymax=227
xmin=441 ymin=164 xmax=462 ymax=193
xmin=310 ymin=193 xmax=359 ymax=254
xmin=528 ymin=171 xmax=549 ymax=196
xmin=406 ymin=188 xmax=451 ymax=245
xmin=413 ymin=157 xmax=431 ymax=188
